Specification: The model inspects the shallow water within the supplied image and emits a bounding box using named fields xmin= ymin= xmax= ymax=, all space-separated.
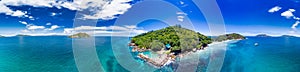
xmin=0 ymin=36 xmax=300 ymax=72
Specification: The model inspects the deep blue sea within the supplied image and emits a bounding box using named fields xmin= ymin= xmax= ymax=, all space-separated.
xmin=0 ymin=36 xmax=300 ymax=72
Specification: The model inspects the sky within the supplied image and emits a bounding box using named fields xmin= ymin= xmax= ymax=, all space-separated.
xmin=0 ymin=0 xmax=299 ymax=36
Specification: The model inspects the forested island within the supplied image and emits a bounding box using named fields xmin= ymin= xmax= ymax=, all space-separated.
xmin=256 ymin=34 xmax=271 ymax=37
xmin=214 ymin=33 xmax=245 ymax=42
xmin=281 ymin=35 xmax=296 ymax=37
xmin=68 ymin=33 xmax=90 ymax=38
xmin=129 ymin=25 xmax=245 ymax=67
xmin=131 ymin=25 xmax=212 ymax=53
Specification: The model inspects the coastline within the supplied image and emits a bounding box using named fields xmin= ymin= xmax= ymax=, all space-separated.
xmin=132 ymin=39 xmax=242 ymax=68
xmin=178 ymin=39 xmax=241 ymax=58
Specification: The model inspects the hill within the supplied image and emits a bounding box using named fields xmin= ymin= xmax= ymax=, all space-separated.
xmin=131 ymin=25 xmax=212 ymax=52
xmin=256 ymin=34 xmax=271 ymax=37
xmin=214 ymin=33 xmax=245 ymax=42
xmin=16 ymin=34 xmax=30 ymax=37
xmin=68 ymin=33 xmax=90 ymax=38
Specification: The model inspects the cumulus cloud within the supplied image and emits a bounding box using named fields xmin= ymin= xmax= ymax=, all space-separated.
xmin=281 ymin=9 xmax=296 ymax=19
xmin=82 ymin=0 xmax=133 ymax=20
xmin=11 ymin=10 xmax=27 ymax=17
xmin=268 ymin=6 xmax=282 ymax=13
xmin=45 ymin=25 xmax=61 ymax=31
xmin=63 ymin=25 xmax=147 ymax=36
xmin=0 ymin=0 xmax=133 ymax=20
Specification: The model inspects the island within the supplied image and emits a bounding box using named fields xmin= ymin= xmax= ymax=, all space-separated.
xmin=256 ymin=34 xmax=271 ymax=37
xmin=68 ymin=33 xmax=90 ymax=38
xmin=281 ymin=35 xmax=296 ymax=38
xmin=16 ymin=34 xmax=30 ymax=37
xmin=214 ymin=33 xmax=245 ymax=42
xmin=129 ymin=25 xmax=245 ymax=67
xmin=0 ymin=35 xmax=4 ymax=37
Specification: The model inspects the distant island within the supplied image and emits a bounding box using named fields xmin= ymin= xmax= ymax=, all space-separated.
xmin=256 ymin=34 xmax=271 ymax=37
xmin=281 ymin=35 xmax=296 ymax=37
xmin=0 ymin=35 xmax=4 ymax=37
xmin=214 ymin=33 xmax=245 ymax=42
xmin=16 ymin=34 xmax=30 ymax=37
xmin=129 ymin=25 xmax=245 ymax=67
xmin=68 ymin=33 xmax=90 ymax=38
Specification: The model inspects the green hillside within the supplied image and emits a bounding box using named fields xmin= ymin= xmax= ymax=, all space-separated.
xmin=214 ymin=33 xmax=245 ymax=41
xmin=131 ymin=25 xmax=212 ymax=52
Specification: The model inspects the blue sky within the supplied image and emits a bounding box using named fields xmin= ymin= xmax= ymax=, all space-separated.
xmin=0 ymin=0 xmax=299 ymax=36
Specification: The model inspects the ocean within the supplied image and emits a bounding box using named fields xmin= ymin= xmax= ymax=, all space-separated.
xmin=0 ymin=36 xmax=300 ymax=72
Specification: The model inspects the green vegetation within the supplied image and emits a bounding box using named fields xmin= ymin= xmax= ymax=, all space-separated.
xmin=68 ymin=33 xmax=90 ymax=38
xmin=131 ymin=25 xmax=212 ymax=52
xmin=214 ymin=33 xmax=245 ymax=41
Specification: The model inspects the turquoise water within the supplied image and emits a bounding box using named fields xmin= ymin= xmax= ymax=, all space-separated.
xmin=221 ymin=37 xmax=300 ymax=72
xmin=0 ymin=36 xmax=300 ymax=72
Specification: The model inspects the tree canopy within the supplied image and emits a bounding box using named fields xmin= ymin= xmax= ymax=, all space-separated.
xmin=214 ymin=33 xmax=245 ymax=41
xmin=131 ymin=25 xmax=212 ymax=52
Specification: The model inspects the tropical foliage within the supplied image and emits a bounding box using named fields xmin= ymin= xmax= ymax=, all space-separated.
xmin=214 ymin=33 xmax=245 ymax=41
xmin=131 ymin=25 xmax=212 ymax=52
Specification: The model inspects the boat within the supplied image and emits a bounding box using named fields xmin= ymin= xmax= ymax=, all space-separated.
xmin=254 ymin=43 xmax=259 ymax=46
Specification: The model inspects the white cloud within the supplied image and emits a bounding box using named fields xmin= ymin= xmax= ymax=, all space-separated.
xmin=268 ymin=6 xmax=282 ymax=13
xmin=51 ymin=12 xmax=57 ymax=16
xmin=0 ymin=0 xmax=133 ymax=20
xmin=63 ymin=28 xmax=74 ymax=34
xmin=180 ymin=1 xmax=184 ymax=5
xmin=176 ymin=12 xmax=186 ymax=22
xmin=177 ymin=16 xmax=184 ymax=22
xmin=82 ymin=0 xmax=133 ymax=20
xmin=176 ymin=12 xmax=187 ymax=15
xmin=11 ymin=10 xmax=27 ymax=17
xmin=27 ymin=25 xmax=45 ymax=30
xmin=19 ymin=21 xmax=28 ymax=25
xmin=21 ymin=29 xmax=30 ymax=33
xmin=63 ymin=25 xmax=147 ymax=36
xmin=294 ymin=17 xmax=300 ymax=20
xmin=45 ymin=25 xmax=61 ymax=30
xmin=28 ymin=16 xmax=34 ymax=19
xmin=124 ymin=25 xmax=137 ymax=29
xmin=46 ymin=23 xmax=52 ymax=25
xmin=281 ymin=9 xmax=296 ymax=19
xmin=291 ymin=21 xmax=300 ymax=29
